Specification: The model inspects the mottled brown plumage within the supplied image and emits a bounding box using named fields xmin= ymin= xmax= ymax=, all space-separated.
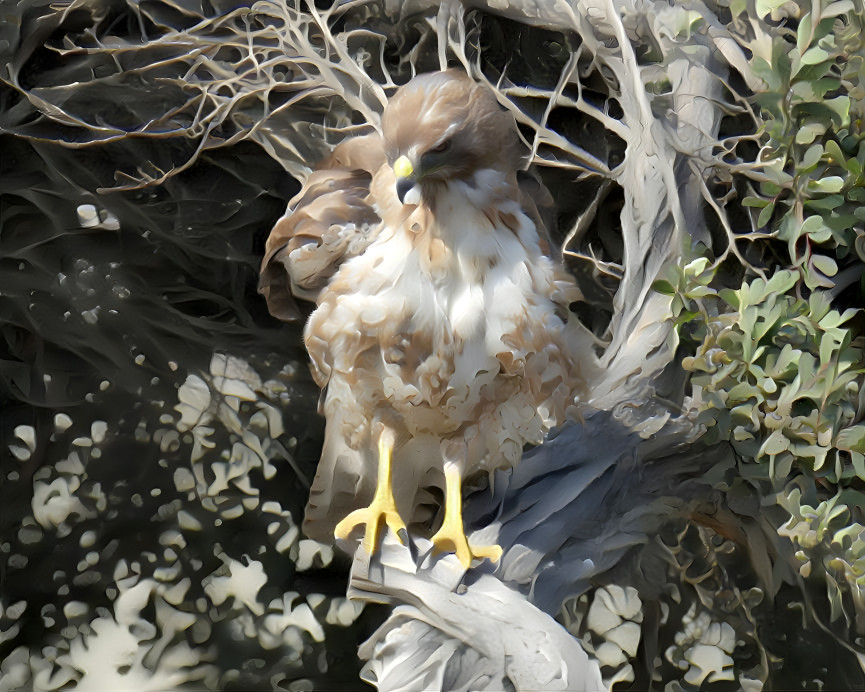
xmin=260 ymin=70 xmax=583 ymax=567
xmin=260 ymin=132 xmax=386 ymax=321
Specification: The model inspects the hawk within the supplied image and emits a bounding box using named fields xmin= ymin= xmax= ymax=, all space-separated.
xmin=260 ymin=70 xmax=583 ymax=567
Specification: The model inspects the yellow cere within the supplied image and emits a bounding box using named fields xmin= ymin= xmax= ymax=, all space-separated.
xmin=393 ymin=155 xmax=414 ymax=179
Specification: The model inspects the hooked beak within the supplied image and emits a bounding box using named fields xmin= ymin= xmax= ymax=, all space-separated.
xmin=394 ymin=155 xmax=417 ymax=205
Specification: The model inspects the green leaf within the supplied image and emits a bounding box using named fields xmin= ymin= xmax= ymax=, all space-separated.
xmin=824 ymin=139 xmax=847 ymax=165
xmin=831 ymin=520 xmax=865 ymax=548
xmin=760 ymin=429 xmax=790 ymax=457
xmin=805 ymin=195 xmax=845 ymax=211
xmin=808 ymin=176 xmax=845 ymax=194
xmin=812 ymin=446 xmax=830 ymax=471
xmin=775 ymin=452 xmax=794 ymax=479
xmin=771 ymin=35 xmax=792 ymax=83
xmin=793 ymin=59 xmax=835 ymax=85
xmin=819 ymin=327 xmax=842 ymax=365
xmin=757 ymin=200 xmax=776 ymax=227
xmin=685 ymin=285 xmax=716 ymax=299
xmin=808 ymin=226 xmax=832 ymax=243
xmin=778 ymin=213 xmax=802 ymax=248
xmin=822 ymin=0 xmax=855 ymax=17
xmin=754 ymin=302 xmax=786 ymax=341
xmin=801 ymin=216 xmax=834 ymax=243
xmin=795 ymin=121 xmax=827 ymax=144
xmin=733 ymin=426 xmax=756 ymax=441
xmin=810 ymin=78 xmax=842 ymax=99
xmin=801 ymin=46 xmax=830 ymax=65
xmin=850 ymin=451 xmax=865 ymax=480
xmin=652 ymin=279 xmax=676 ymax=296
xmin=756 ymin=0 xmax=790 ymax=17
xmin=801 ymin=143 xmax=824 ymax=170
xmin=847 ymin=187 xmax=865 ymax=203
xmin=818 ymin=308 xmax=858 ymax=329
xmin=674 ymin=309 xmax=700 ymax=329
xmin=827 ymin=580 xmax=843 ymax=621
xmin=826 ymin=96 xmax=851 ymax=128
xmin=825 ymin=212 xmax=859 ymax=231
xmin=759 ymin=376 xmax=778 ymax=394
xmin=684 ymin=257 xmax=711 ymax=277
xmin=743 ymin=196 xmax=770 ymax=208
xmin=729 ymin=381 xmax=758 ymax=402
xmin=811 ymin=253 xmax=838 ymax=276
xmin=836 ymin=426 xmax=865 ymax=453
xmin=719 ymin=288 xmax=740 ymax=309
xmin=760 ymin=181 xmax=783 ymax=196
xmin=752 ymin=57 xmax=782 ymax=91
xmin=814 ymin=16 xmax=840 ymax=42
xmin=797 ymin=13 xmax=813 ymax=54
xmin=765 ymin=344 xmax=800 ymax=378
xmin=809 ymin=292 xmax=833 ymax=322
xmin=818 ymin=496 xmax=849 ymax=529
xmin=764 ymin=269 xmax=798 ymax=296
xmin=805 ymin=253 xmax=838 ymax=289
xmin=795 ymin=101 xmax=849 ymax=130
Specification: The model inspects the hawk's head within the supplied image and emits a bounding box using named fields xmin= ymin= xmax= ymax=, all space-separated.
xmin=381 ymin=70 xmax=527 ymax=206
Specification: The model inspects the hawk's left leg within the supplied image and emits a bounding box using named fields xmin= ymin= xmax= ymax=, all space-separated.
xmin=430 ymin=440 xmax=502 ymax=569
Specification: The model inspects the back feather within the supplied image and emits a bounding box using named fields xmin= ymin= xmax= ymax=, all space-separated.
xmin=259 ymin=132 xmax=386 ymax=321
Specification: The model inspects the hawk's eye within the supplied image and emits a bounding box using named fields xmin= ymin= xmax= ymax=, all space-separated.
xmin=430 ymin=139 xmax=451 ymax=154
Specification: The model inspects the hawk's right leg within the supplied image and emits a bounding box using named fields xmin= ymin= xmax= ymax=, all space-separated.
xmin=334 ymin=425 xmax=407 ymax=554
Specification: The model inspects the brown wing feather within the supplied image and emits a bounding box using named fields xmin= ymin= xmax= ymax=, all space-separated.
xmin=258 ymin=132 xmax=387 ymax=321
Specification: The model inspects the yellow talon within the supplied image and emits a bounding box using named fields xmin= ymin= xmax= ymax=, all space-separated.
xmin=334 ymin=428 xmax=406 ymax=554
xmin=430 ymin=463 xmax=502 ymax=568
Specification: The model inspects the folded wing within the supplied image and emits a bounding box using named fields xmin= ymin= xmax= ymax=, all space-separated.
xmin=259 ymin=132 xmax=386 ymax=321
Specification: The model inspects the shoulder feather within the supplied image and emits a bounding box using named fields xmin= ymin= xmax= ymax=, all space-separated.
xmin=259 ymin=132 xmax=386 ymax=321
